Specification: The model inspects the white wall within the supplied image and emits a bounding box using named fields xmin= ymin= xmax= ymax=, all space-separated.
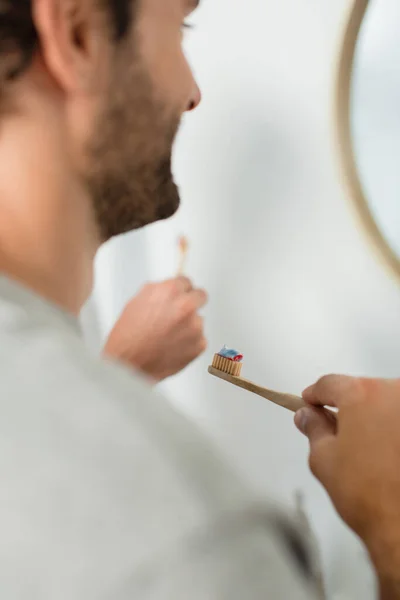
xmin=84 ymin=0 xmax=400 ymax=597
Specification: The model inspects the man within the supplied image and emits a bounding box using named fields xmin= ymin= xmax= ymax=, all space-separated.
xmin=0 ymin=1 xmax=398 ymax=599
xmin=0 ymin=1 xmax=318 ymax=598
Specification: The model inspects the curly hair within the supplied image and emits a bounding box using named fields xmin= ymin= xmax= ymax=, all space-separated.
xmin=0 ymin=0 xmax=133 ymax=81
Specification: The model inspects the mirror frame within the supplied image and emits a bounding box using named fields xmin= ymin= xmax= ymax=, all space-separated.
xmin=336 ymin=0 xmax=400 ymax=281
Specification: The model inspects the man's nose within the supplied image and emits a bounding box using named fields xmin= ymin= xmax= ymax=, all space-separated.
xmin=186 ymin=82 xmax=202 ymax=112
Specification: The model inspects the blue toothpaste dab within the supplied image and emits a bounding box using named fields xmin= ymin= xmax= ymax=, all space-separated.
xmin=218 ymin=345 xmax=243 ymax=363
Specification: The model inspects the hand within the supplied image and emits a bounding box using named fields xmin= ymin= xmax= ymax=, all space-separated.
xmin=294 ymin=375 xmax=400 ymax=599
xmin=103 ymin=277 xmax=208 ymax=382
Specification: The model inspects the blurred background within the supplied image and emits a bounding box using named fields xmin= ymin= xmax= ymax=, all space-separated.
xmin=81 ymin=0 xmax=400 ymax=598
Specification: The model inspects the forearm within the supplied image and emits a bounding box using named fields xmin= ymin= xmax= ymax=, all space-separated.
xmin=367 ymin=536 xmax=400 ymax=600
xmin=378 ymin=578 xmax=400 ymax=600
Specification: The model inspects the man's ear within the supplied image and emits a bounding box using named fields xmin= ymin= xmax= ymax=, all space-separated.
xmin=32 ymin=0 xmax=106 ymax=93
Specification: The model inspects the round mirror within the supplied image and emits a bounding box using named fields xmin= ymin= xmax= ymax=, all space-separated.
xmin=337 ymin=0 xmax=400 ymax=279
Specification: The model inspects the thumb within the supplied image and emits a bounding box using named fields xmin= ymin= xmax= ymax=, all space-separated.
xmin=295 ymin=406 xmax=336 ymax=444
xmin=295 ymin=406 xmax=337 ymax=485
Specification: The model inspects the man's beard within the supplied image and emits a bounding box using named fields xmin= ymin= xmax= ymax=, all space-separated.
xmin=84 ymin=52 xmax=181 ymax=242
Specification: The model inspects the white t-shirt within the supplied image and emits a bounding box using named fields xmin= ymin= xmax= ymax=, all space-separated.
xmin=0 ymin=276 xmax=319 ymax=599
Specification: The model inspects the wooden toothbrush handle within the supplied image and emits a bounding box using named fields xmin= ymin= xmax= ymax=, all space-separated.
xmin=258 ymin=388 xmax=306 ymax=413
xmin=208 ymin=366 xmax=306 ymax=413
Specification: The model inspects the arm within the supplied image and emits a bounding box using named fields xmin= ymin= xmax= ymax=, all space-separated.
xmin=295 ymin=375 xmax=400 ymax=600
xmin=368 ymin=533 xmax=400 ymax=600
xmin=379 ymin=579 xmax=400 ymax=600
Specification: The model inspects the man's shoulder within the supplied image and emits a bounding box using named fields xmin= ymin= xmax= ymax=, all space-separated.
xmin=0 ymin=304 xmax=318 ymax=599
xmin=0 ymin=315 xmax=253 ymax=542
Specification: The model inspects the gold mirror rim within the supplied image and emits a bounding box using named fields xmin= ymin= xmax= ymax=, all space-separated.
xmin=335 ymin=0 xmax=400 ymax=282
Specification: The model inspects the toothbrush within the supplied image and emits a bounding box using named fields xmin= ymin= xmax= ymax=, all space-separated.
xmin=209 ymin=347 xmax=306 ymax=413
xmin=177 ymin=236 xmax=188 ymax=276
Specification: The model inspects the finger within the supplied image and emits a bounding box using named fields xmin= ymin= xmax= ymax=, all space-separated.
xmin=295 ymin=407 xmax=337 ymax=441
xmin=294 ymin=407 xmax=337 ymax=486
xmin=174 ymin=276 xmax=193 ymax=293
xmin=176 ymin=289 xmax=208 ymax=321
xmin=174 ymin=337 xmax=208 ymax=373
xmin=187 ymin=288 xmax=208 ymax=310
xmin=190 ymin=336 xmax=208 ymax=357
xmin=302 ymin=374 xmax=364 ymax=409
xmin=192 ymin=315 xmax=204 ymax=337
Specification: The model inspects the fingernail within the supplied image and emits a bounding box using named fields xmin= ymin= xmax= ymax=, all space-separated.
xmin=302 ymin=384 xmax=315 ymax=400
xmin=294 ymin=408 xmax=309 ymax=434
